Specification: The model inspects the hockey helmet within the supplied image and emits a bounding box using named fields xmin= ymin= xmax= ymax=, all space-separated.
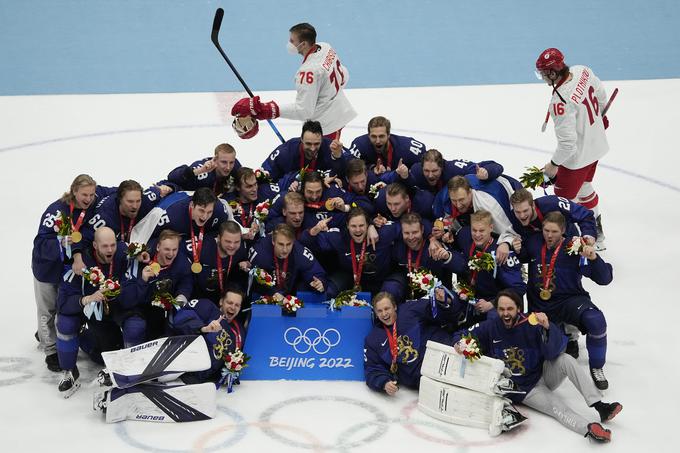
xmin=535 ymin=48 xmax=565 ymax=72
xmin=232 ymin=116 xmax=259 ymax=139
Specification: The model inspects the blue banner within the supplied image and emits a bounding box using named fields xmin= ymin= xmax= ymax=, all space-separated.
xmin=242 ymin=295 xmax=373 ymax=381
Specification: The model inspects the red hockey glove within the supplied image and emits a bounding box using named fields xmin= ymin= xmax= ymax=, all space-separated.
xmin=230 ymin=96 xmax=279 ymax=120
xmin=602 ymin=115 xmax=609 ymax=130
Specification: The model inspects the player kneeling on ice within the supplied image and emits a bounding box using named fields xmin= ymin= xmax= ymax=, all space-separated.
xmin=93 ymin=335 xmax=217 ymax=423
xmin=363 ymin=290 xmax=463 ymax=395
xmin=170 ymin=287 xmax=247 ymax=386
xmin=447 ymin=289 xmax=621 ymax=442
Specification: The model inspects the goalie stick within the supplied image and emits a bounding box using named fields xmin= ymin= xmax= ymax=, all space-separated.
xmin=541 ymin=87 xmax=619 ymax=132
xmin=211 ymin=8 xmax=286 ymax=144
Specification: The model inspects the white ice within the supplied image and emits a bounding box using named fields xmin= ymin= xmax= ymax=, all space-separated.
xmin=0 ymin=80 xmax=678 ymax=452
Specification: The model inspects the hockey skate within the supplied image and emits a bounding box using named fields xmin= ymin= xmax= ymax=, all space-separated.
xmin=93 ymin=368 xmax=113 ymax=387
xmin=93 ymin=389 xmax=109 ymax=413
xmin=585 ymin=422 xmax=611 ymax=443
xmin=500 ymin=403 xmax=527 ymax=432
xmin=590 ymin=367 xmax=609 ymax=390
xmin=58 ymin=366 xmax=80 ymax=398
xmin=45 ymin=353 xmax=62 ymax=372
xmin=494 ymin=377 xmax=526 ymax=396
xmin=565 ymin=340 xmax=579 ymax=359
xmin=595 ymin=401 xmax=622 ymax=422
xmin=595 ymin=215 xmax=606 ymax=251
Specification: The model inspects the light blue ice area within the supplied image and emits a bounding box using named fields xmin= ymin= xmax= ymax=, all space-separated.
xmin=1 ymin=0 xmax=679 ymax=95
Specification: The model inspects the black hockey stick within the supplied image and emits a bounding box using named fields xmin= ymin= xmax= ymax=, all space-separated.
xmin=211 ymin=8 xmax=286 ymax=144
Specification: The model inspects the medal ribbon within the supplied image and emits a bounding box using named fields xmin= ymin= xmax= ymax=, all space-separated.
xmin=377 ymin=142 xmax=393 ymax=170
xmin=541 ymin=239 xmax=564 ymax=290
xmin=69 ymin=201 xmax=86 ymax=233
xmin=384 ymin=322 xmax=398 ymax=371
xmin=239 ymin=202 xmax=254 ymax=227
xmin=468 ymin=238 xmax=493 ymax=285
xmin=350 ymin=238 xmax=367 ymax=287
xmin=119 ymin=213 xmax=136 ymax=243
xmin=299 ymin=144 xmax=317 ymax=171
xmin=188 ymin=205 xmax=205 ymax=265
xmin=216 ymin=252 xmax=233 ymax=295
xmin=229 ymin=321 xmax=242 ymax=350
xmin=407 ymin=243 xmax=424 ymax=273
xmin=274 ymin=255 xmax=289 ymax=290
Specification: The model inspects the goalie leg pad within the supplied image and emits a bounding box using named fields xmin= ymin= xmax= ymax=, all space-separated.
xmin=100 ymin=381 xmax=217 ymax=423
xmin=421 ymin=340 xmax=520 ymax=396
xmin=418 ymin=376 xmax=526 ymax=436
xmin=101 ymin=335 xmax=211 ymax=388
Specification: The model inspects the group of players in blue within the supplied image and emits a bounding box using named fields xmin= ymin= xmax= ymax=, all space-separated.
xmin=32 ymin=116 xmax=620 ymax=441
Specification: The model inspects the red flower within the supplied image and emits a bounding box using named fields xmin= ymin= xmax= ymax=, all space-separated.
xmin=422 ymin=277 xmax=430 ymax=284
xmin=476 ymin=252 xmax=483 ymax=258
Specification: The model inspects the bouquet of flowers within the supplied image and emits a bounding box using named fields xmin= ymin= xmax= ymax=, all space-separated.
xmin=368 ymin=181 xmax=386 ymax=199
xmin=254 ymin=199 xmax=271 ymax=222
xmin=217 ymin=348 xmax=250 ymax=393
xmin=151 ymin=292 xmax=181 ymax=311
xmin=254 ymin=168 xmax=271 ymax=183
xmin=228 ymin=200 xmax=243 ymax=217
xmin=252 ymin=295 xmax=276 ymax=305
xmin=519 ymin=166 xmax=552 ymax=190
xmin=126 ymin=242 xmax=148 ymax=259
xmin=100 ymin=278 xmax=121 ymax=300
xmin=454 ymin=280 xmax=476 ymax=302
xmin=566 ymin=236 xmax=585 ymax=256
xmin=458 ymin=333 xmax=482 ymax=362
xmin=83 ymin=266 xmax=105 ymax=288
xmin=281 ymin=294 xmax=304 ymax=314
xmin=252 ymin=267 xmax=274 ymax=287
xmin=468 ymin=251 xmax=495 ymax=272
xmin=52 ymin=210 xmax=72 ymax=236
xmin=407 ymin=268 xmax=436 ymax=298
xmin=330 ymin=289 xmax=370 ymax=310
xmin=296 ymin=165 xmax=311 ymax=183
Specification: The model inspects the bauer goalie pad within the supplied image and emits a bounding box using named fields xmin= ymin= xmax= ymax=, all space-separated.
xmin=94 ymin=380 xmax=216 ymax=423
xmin=420 ymin=340 xmax=524 ymax=396
xmin=101 ymin=335 xmax=211 ymax=389
xmin=418 ymin=376 xmax=526 ymax=437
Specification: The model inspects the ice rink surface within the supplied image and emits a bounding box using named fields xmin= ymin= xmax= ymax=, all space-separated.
xmin=1 ymin=79 xmax=679 ymax=451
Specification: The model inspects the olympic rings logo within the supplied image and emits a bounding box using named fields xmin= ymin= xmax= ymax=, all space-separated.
xmin=283 ymin=327 xmax=341 ymax=355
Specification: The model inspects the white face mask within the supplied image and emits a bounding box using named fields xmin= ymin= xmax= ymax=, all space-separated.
xmin=287 ymin=41 xmax=300 ymax=55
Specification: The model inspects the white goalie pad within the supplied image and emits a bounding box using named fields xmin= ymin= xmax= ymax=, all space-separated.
xmin=101 ymin=335 xmax=211 ymax=389
xmin=421 ymin=340 xmax=510 ymax=396
xmin=418 ymin=376 xmax=525 ymax=437
xmin=96 ymin=380 xmax=217 ymax=423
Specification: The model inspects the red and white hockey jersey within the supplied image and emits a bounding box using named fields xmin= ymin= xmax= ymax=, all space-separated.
xmin=278 ymin=42 xmax=357 ymax=134
xmin=549 ymin=65 xmax=609 ymax=169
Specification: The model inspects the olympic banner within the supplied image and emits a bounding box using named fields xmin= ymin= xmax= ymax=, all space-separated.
xmin=241 ymin=301 xmax=373 ymax=380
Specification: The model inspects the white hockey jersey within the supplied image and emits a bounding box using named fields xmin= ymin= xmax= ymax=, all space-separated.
xmin=549 ymin=65 xmax=609 ymax=169
xmin=278 ymin=42 xmax=357 ymax=134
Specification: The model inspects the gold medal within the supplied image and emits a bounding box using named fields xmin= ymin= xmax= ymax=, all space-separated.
xmin=539 ymin=288 xmax=552 ymax=301
xmin=433 ymin=219 xmax=444 ymax=230
xmin=191 ymin=262 xmax=203 ymax=274
xmin=390 ymin=362 xmax=397 ymax=374
xmin=324 ymin=198 xmax=335 ymax=211
xmin=150 ymin=262 xmax=161 ymax=274
xmin=528 ymin=313 xmax=539 ymax=325
xmin=71 ymin=231 xmax=82 ymax=243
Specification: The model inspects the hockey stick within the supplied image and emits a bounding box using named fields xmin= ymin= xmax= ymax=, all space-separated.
xmin=541 ymin=87 xmax=619 ymax=132
xmin=211 ymin=8 xmax=286 ymax=144
xmin=601 ymin=87 xmax=619 ymax=117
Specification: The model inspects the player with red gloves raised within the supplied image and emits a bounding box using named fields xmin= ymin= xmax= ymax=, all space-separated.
xmin=231 ymin=23 xmax=356 ymax=140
